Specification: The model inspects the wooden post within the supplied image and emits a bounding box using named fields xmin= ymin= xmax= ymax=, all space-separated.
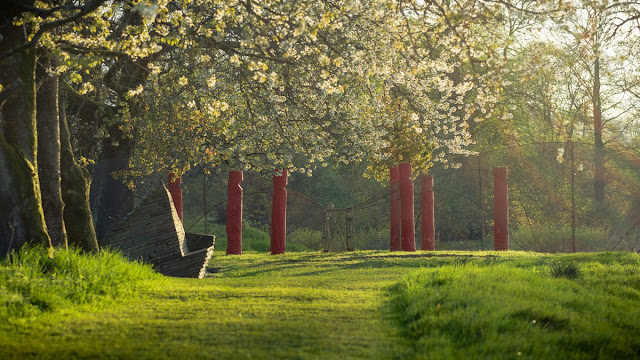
xmin=346 ymin=208 xmax=354 ymax=251
xmin=226 ymin=170 xmax=243 ymax=255
xmin=390 ymin=167 xmax=401 ymax=251
xmin=168 ymin=172 xmax=183 ymax=222
xmin=322 ymin=210 xmax=330 ymax=251
xmin=322 ymin=202 xmax=333 ymax=251
xmin=270 ymin=169 xmax=288 ymax=255
xmin=494 ymin=166 xmax=509 ymax=251
xmin=421 ymin=174 xmax=435 ymax=251
xmin=400 ymin=162 xmax=416 ymax=252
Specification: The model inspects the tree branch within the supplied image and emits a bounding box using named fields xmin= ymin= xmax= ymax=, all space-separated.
xmin=0 ymin=0 xmax=106 ymax=63
xmin=8 ymin=0 xmax=83 ymax=19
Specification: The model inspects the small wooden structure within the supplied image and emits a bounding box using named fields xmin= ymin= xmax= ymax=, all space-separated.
xmin=103 ymin=183 xmax=214 ymax=278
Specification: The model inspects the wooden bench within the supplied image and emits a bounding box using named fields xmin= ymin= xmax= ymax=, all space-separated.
xmin=104 ymin=183 xmax=215 ymax=278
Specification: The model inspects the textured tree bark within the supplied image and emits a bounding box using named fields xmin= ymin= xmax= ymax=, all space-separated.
xmin=389 ymin=167 xmax=401 ymax=251
xmin=37 ymin=55 xmax=68 ymax=248
xmin=399 ymin=163 xmax=416 ymax=252
xmin=0 ymin=137 xmax=51 ymax=254
xmin=421 ymin=174 xmax=435 ymax=251
xmin=270 ymin=169 xmax=287 ymax=255
xmin=59 ymin=82 xmax=99 ymax=252
xmin=226 ymin=170 xmax=243 ymax=255
xmin=0 ymin=15 xmax=51 ymax=253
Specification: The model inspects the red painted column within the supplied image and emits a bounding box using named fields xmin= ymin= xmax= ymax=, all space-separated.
xmin=390 ymin=167 xmax=401 ymax=251
xmin=400 ymin=162 xmax=416 ymax=252
xmin=494 ymin=166 xmax=509 ymax=251
xmin=421 ymin=174 xmax=435 ymax=251
xmin=226 ymin=170 xmax=243 ymax=255
xmin=168 ymin=172 xmax=183 ymax=222
xmin=270 ymin=169 xmax=288 ymax=255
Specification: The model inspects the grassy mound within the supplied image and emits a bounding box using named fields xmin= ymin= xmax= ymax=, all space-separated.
xmin=0 ymin=246 xmax=158 ymax=319
xmin=387 ymin=252 xmax=640 ymax=359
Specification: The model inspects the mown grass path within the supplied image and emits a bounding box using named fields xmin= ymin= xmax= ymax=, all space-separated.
xmin=1 ymin=251 xmax=433 ymax=359
xmin=2 ymin=250 xmax=640 ymax=359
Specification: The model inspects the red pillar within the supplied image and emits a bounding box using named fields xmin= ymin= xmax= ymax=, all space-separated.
xmin=400 ymin=162 xmax=416 ymax=252
xmin=226 ymin=170 xmax=243 ymax=255
xmin=390 ymin=167 xmax=401 ymax=251
xmin=168 ymin=172 xmax=183 ymax=222
xmin=270 ymin=169 xmax=288 ymax=255
xmin=421 ymin=174 xmax=435 ymax=251
xmin=494 ymin=166 xmax=509 ymax=251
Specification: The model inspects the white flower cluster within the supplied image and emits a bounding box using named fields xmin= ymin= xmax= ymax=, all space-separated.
xmin=55 ymin=0 xmax=506 ymax=179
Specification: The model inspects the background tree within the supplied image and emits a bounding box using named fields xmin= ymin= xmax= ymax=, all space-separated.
xmin=4 ymin=0 xmax=640 ymax=255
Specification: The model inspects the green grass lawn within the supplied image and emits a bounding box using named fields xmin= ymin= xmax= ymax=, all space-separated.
xmin=1 ymin=249 xmax=639 ymax=359
xmin=388 ymin=253 xmax=640 ymax=359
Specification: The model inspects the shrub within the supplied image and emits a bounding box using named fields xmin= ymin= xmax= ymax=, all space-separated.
xmin=352 ymin=227 xmax=389 ymax=250
xmin=436 ymin=240 xmax=485 ymax=251
xmin=287 ymin=228 xmax=323 ymax=251
xmin=511 ymin=226 xmax=609 ymax=252
xmin=187 ymin=219 xmax=312 ymax=252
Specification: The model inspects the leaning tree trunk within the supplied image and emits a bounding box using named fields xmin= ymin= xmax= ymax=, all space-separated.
xmin=59 ymin=81 xmax=99 ymax=252
xmin=37 ymin=55 xmax=68 ymax=248
xmin=0 ymin=18 xmax=51 ymax=254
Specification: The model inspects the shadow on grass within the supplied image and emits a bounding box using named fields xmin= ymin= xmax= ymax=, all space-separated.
xmin=209 ymin=250 xmax=640 ymax=282
xmin=209 ymin=251 xmax=528 ymax=279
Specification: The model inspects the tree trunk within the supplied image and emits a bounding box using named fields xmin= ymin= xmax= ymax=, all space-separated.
xmin=59 ymin=82 xmax=99 ymax=252
xmin=37 ymin=55 xmax=68 ymax=248
xmin=92 ymin=56 xmax=148 ymax=243
xmin=93 ymin=136 xmax=134 ymax=243
xmin=0 ymin=17 xmax=51 ymax=253
xmin=79 ymin=55 xmax=149 ymax=243
xmin=593 ymin=56 xmax=605 ymax=204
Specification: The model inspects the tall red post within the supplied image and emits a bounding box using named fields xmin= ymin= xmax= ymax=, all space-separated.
xmin=390 ymin=167 xmax=401 ymax=251
xmin=494 ymin=166 xmax=509 ymax=251
xmin=270 ymin=169 xmax=288 ymax=255
xmin=168 ymin=172 xmax=183 ymax=222
xmin=421 ymin=174 xmax=435 ymax=251
xmin=400 ymin=162 xmax=416 ymax=252
xmin=226 ymin=170 xmax=243 ymax=255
